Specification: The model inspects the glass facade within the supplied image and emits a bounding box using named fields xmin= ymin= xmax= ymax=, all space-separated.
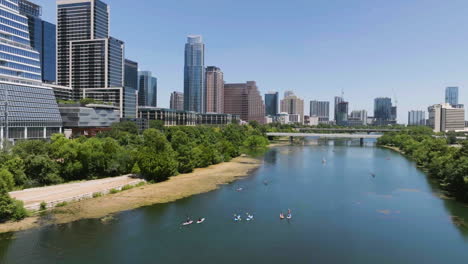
xmin=124 ymin=59 xmax=138 ymax=90
xmin=408 ymin=110 xmax=425 ymax=126
xmin=265 ymin=92 xmax=279 ymax=116
xmin=138 ymin=71 xmax=157 ymax=107
xmin=184 ymin=35 xmax=205 ymax=112
xmin=0 ymin=82 xmax=62 ymax=139
xmin=123 ymin=86 xmax=137 ymax=118
xmin=0 ymin=0 xmax=42 ymax=84
xmin=445 ymin=86 xmax=458 ymax=107
xmin=108 ymin=37 xmax=123 ymax=87
xmin=310 ymin=100 xmax=329 ymax=119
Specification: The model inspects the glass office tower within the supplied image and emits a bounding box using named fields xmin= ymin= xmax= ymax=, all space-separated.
xmin=138 ymin=71 xmax=157 ymax=107
xmin=184 ymin=35 xmax=205 ymax=112
xmin=0 ymin=0 xmax=62 ymax=140
xmin=19 ymin=0 xmax=56 ymax=83
xmin=265 ymin=92 xmax=279 ymax=116
xmin=445 ymin=87 xmax=459 ymax=107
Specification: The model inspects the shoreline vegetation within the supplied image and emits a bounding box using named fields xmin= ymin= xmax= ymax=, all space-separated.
xmin=0 ymin=122 xmax=271 ymax=225
xmin=0 ymin=156 xmax=262 ymax=233
xmin=377 ymin=126 xmax=468 ymax=202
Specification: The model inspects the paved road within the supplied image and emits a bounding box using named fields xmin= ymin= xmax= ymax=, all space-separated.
xmin=10 ymin=175 xmax=144 ymax=210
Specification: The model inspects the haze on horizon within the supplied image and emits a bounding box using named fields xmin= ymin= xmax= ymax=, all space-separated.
xmin=36 ymin=0 xmax=468 ymax=123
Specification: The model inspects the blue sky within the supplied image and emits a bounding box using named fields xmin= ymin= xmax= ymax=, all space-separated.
xmin=37 ymin=0 xmax=468 ymax=123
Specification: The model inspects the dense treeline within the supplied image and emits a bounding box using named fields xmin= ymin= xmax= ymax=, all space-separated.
xmin=377 ymin=126 xmax=468 ymax=201
xmin=0 ymin=123 xmax=269 ymax=222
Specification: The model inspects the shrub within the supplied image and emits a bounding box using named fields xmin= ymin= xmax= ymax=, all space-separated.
xmin=92 ymin=192 xmax=102 ymax=198
xmin=109 ymin=188 xmax=119 ymax=194
xmin=121 ymin=185 xmax=133 ymax=191
xmin=39 ymin=201 xmax=47 ymax=211
xmin=0 ymin=191 xmax=28 ymax=222
xmin=55 ymin=201 xmax=68 ymax=207
xmin=135 ymin=181 xmax=146 ymax=187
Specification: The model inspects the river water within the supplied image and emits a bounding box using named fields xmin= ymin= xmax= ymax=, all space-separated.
xmin=1 ymin=140 xmax=468 ymax=264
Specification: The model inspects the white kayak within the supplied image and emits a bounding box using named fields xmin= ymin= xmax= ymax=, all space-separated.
xmin=197 ymin=218 xmax=205 ymax=224
xmin=182 ymin=220 xmax=194 ymax=226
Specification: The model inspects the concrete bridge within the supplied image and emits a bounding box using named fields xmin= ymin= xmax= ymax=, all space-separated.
xmin=266 ymin=132 xmax=382 ymax=145
xmin=296 ymin=128 xmax=401 ymax=133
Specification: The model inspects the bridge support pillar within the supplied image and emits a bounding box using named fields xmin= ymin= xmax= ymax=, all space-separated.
xmin=290 ymin=136 xmax=294 ymax=143
xmin=360 ymin=138 xmax=364 ymax=146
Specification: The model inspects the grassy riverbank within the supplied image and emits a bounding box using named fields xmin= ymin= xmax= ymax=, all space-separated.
xmin=0 ymin=156 xmax=262 ymax=233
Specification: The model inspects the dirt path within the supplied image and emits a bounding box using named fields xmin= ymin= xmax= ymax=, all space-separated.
xmin=0 ymin=156 xmax=262 ymax=233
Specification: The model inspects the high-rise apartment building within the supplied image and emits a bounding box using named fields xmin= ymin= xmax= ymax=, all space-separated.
xmin=408 ymin=110 xmax=426 ymax=126
xmin=265 ymin=92 xmax=279 ymax=116
xmin=224 ymin=81 xmax=265 ymax=124
xmin=310 ymin=100 xmax=330 ymax=121
xmin=138 ymin=71 xmax=157 ymax=107
xmin=170 ymin=92 xmax=184 ymax=111
xmin=374 ymin=97 xmax=397 ymax=125
xmin=0 ymin=0 xmax=62 ymax=141
xmin=349 ymin=110 xmax=367 ymax=126
xmin=445 ymin=87 xmax=459 ymax=107
xmin=184 ymin=35 xmax=205 ymax=112
xmin=428 ymin=104 xmax=465 ymax=132
xmin=280 ymin=92 xmax=304 ymax=124
xmin=205 ymin=66 xmax=224 ymax=113
xmin=57 ymin=0 xmax=132 ymax=118
xmin=19 ymin=0 xmax=56 ymax=83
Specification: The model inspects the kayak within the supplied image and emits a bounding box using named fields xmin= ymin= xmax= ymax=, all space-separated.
xmin=196 ymin=218 xmax=205 ymax=224
xmin=182 ymin=220 xmax=194 ymax=226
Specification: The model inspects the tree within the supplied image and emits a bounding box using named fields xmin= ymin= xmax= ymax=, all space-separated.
xmin=25 ymin=155 xmax=62 ymax=186
xmin=137 ymin=129 xmax=178 ymax=182
xmin=243 ymin=135 xmax=269 ymax=150
xmin=0 ymin=169 xmax=14 ymax=191
xmin=111 ymin=121 xmax=139 ymax=134
xmin=0 ymin=189 xmax=27 ymax=222
xmin=2 ymin=157 xmax=27 ymax=187
xmin=149 ymin=120 xmax=165 ymax=131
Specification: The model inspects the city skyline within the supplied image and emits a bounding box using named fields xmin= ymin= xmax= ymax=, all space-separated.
xmin=31 ymin=0 xmax=468 ymax=123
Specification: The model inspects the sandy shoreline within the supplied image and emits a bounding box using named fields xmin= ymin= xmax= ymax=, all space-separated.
xmin=0 ymin=156 xmax=262 ymax=234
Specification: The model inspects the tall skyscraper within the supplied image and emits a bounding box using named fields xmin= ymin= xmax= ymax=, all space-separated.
xmin=265 ymin=92 xmax=279 ymax=116
xmin=124 ymin=59 xmax=138 ymax=90
xmin=205 ymin=66 xmax=224 ymax=113
xmin=0 ymin=0 xmax=62 ymax=140
xmin=170 ymin=92 xmax=184 ymax=111
xmin=184 ymin=35 xmax=205 ymax=112
xmin=123 ymin=59 xmax=138 ymax=118
xmin=336 ymin=101 xmax=349 ymax=126
xmin=374 ymin=97 xmax=396 ymax=125
xmin=224 ymin=81 xmax=265 ymax=124
xmin=57 ymin=0 xmax=110 ymax=87
xmin=408 ymin=110 xmax=426 ymax=126
xmin=281 ymin=93 xmax=304 ymax=124
xmin=334 ymin=96 xmax=344 ymax=122
xmin=445 ymin=87 xmax=459 ymax=107
xmin=310 ymin=100 xmax=330 ymax=120
xmin=138 ymin=71 xmax=157 ymax=107
xmin=19 ymin=0 xmax=56 ymax=83
xmin=57 ymin=0 xmax=132 ymax=118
